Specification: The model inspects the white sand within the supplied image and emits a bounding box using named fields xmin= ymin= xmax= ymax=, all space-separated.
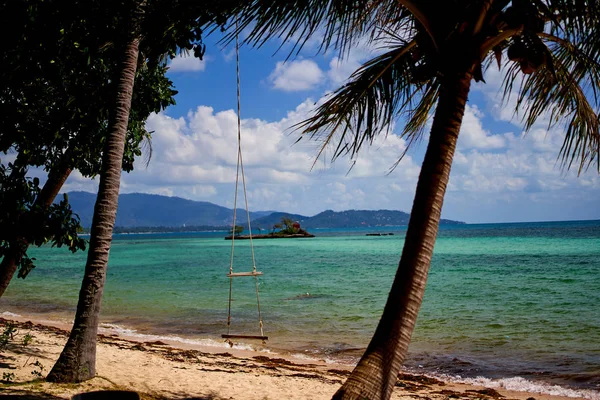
xmin=0 ymin=317 xmax=592 ymax=400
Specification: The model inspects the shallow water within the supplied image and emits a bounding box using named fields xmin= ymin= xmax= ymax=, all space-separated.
xmin=2 ymin=220 xmax=599 ymax=397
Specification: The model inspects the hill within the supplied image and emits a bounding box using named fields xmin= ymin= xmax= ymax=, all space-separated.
xmin=65 ymin=192 xmax=464 ymax=229
xmin=249 ymin=212 xmax=310 ymax=230
xmin=301 ymin=209 xmax=410 ymax=228
xmin=301 ymin=209 xmax=463 ymax=228
xmin=66 ymin=191 xmax=268 ymax=228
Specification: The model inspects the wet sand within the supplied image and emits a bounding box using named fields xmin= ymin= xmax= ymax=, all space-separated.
xmin=0 ymin=317 xmax=592 ymax=400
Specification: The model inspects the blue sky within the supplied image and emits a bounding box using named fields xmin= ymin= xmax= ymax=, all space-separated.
xmin=60 ymin=32 xmax=599 ymax=224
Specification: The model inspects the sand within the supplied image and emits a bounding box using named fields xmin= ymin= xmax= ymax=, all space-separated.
xmin=0 ymin=317 xmax=590 ymax=400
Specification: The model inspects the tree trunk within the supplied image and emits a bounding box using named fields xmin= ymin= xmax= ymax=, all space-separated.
xmin=0 ymin=164 xmax=72 ymax=298
xmin=46 ymin=34 xmax=140 ymax=383
xmin=333 ymin=68 xmax=474 ymax=400
xmin=0 ymin=248 xmax=19 ymax=298
xmin=38 ymin=165 xmax=73 ymax=209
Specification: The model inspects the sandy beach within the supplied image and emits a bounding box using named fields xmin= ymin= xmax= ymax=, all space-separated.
xmin=0 ymin=316 xmax=593 ymax=400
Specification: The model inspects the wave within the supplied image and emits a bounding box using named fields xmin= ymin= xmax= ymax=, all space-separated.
xmin=98 ymin=322 xmax=264 ymax=353
xmin=275 ymin=349 xmax=600 ymax=400
xmin=438 ymin=374 xmax=599 ymax=400
xmin=1 ymin=311 xmax=22 ymax=318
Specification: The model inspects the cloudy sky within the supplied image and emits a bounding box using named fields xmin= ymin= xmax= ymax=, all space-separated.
xmin=61 ymin=32 xmax=599 ymax=224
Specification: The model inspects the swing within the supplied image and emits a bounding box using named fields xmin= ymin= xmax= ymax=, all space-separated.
xmin=222 ymin=20 xmax=267 ymax=344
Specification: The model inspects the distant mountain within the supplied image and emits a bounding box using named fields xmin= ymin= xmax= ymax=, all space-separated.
xmin=66 ymin=191 xmax=266 ymax=228
xmin=65 ymin=192 xmax=97 ymax=228
xmin=249 ymin=212 xmax=310 ymax=230
xmin=65 ymin=192 xmax=464 ymax=229
xmin=301 ymin=209 xmax=410 ymax=228
xmin=299 ymin=209 xmax=463 ymax=228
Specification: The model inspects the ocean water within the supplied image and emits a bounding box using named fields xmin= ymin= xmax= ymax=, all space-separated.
xmin=1 ymin=220 xmax=599 ymax=398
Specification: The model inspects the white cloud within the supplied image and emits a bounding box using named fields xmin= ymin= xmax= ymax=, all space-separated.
xmin=473 ymin=66 xmax=554 ymax=131
xmin=327 ymin=56 xmax=363 ymax=86
xmin=443 ymin=100 xmax=600 ymax=222
xmin=168 ymin=54 xmax=208 ymax=72
xmin=458 ymin=105 xmax=506 ymax=150
xmin=95 ymin=98 xmax=421 ymax=215
xmin=268 ymin=60 xmax=325 ymax=92
xmin=54 ymin=65 xmax=599 ymax=224
xmin=61 ymin=169 xmax=99 ymax=194
xmin=328 ymin=182 xmax=346 ymax=193
xmin=222 ymin=47 xmax=236 ymax=63
xmin=326 ymin=40 xmax=375 ymax=86
xmin=447 ymin=78 xmax=600 ymax=202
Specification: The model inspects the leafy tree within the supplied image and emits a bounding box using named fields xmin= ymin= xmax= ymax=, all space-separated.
xmin=234 ymin=1 xmax=600 ymax=398
xmin=271 ymin=222 xmax=283 ymax=234
xmin=0 ymin=0 xmax=177 ymax=298
xmin=230 ymin=225 xmax=245 ymax=235
xmin=46 ymin=0 xmax=238 ymax=383
xmin=279 ymin=217 xmax=300 ymax=234
xmin=0 ymin=163 xmax=85 ymax=282
xmin=280 ymin=217 xmax=294 ymax=232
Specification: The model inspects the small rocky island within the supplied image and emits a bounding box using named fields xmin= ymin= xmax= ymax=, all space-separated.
xmin=225 ymin=217 xmax=314 ymax=240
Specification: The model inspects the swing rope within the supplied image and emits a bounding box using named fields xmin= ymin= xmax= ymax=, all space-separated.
xmin=225 ymin=19 xmax=265 ymax=339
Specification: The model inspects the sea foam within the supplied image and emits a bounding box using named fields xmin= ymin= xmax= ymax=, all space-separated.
xmin=1 ymin=311 xmax=22 ymax=318
xmin=98 ymin=322 xmax=257 ymax=352
xmin=446 ymin=375 xmax=599 ymax=400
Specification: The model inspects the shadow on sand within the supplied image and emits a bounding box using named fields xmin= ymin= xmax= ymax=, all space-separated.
xmin=0 ymin=390 xmax=64 ymax=400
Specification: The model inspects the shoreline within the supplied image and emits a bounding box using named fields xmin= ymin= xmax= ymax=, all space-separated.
xmin=0 ymin=314 xmax=597 ymax=400
xmin=0 ymin=311 xmax=343 ymax=368
xmin=3 ymin=306 xmax=598 ymax=395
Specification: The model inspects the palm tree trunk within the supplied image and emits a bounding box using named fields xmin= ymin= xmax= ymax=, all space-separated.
xmin=333 ymin=68 xmax=474 ymax=400
xmin=46 ymin=34 xmax=140 ymax=383
xmin=0 ymin=163 xmax=72 ymax=298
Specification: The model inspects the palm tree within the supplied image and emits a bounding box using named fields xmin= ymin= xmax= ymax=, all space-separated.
xmin=280 ymin=216 xmax=296 ymax=233
xmin=46 ymin=0 xmax=239 ymax=382
xmin=46 ymin=17 xmax=143 ymax=383
xmin=234 ymin=1 xmax=600 ymax=398
xmin=271 ymin=222 xmax=283 ymax=234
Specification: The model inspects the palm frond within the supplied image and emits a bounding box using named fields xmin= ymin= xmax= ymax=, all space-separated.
xmin=228 ymin=0 xmax=436 ymax=57
xmin=225 ymin=0 xmax=378 ymax=56
xmin=501 ymin=26 xmax=600 ymax=173
xmin=141 ymin=130 xmax=153 ymax=169
xmin=401 ymin=78 xmax=440 ymax=142
xmin=294 ymin=39 xmax=434 ymax=166
xmin=374 ymin=0 xmax=440 ymax=50
xmin=547 ymin=0 xmax=600 ymax=39
xmin=387 ymin=77 xmax=440 ymax=173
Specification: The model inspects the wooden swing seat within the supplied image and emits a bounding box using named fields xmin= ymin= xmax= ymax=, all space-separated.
xmin=222 ymin=334 xmax=268 ymax=340
xmin=227 ymin=271 xmax=263 ymax=277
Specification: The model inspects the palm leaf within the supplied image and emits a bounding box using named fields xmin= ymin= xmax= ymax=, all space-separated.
xmin=226 ymin=0 xmax=380 ymax=56
xmin=386 ymin=77 xmax=440 ymax=172
xmin=294 ymin=39 xmax=434 ymax=166
xmin=501 ymin=26 xmax=600 ymax=173
xmin=546 ymin=0 xmax=600 ymax=38
xmin=228 ymin=0 xmax=437 ymax=57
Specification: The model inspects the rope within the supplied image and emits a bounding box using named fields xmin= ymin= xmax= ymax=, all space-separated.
xmin=226 ymin=18 xmax=242 ymax=335
xmin=226 ymin=18 xmax=264 ymax=339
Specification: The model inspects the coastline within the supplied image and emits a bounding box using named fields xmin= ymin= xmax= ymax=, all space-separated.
xmin=1 ymin=314 xmax=597 ymax=400
xmin=2 ymin=220 xmax=598 ymax=399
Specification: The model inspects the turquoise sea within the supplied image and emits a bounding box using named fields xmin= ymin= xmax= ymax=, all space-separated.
xmin=1 ymin=220 xmax=599 ymax=398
